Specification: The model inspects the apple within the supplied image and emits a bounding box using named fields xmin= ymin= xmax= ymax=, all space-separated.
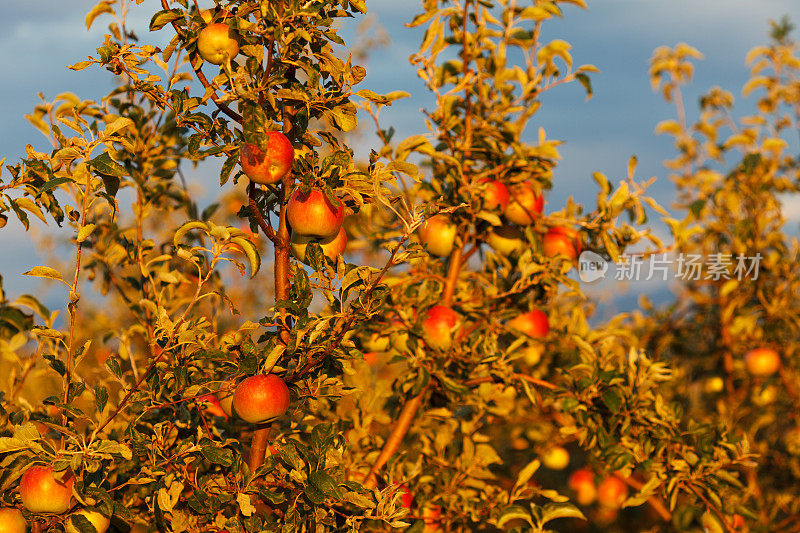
xmin=232 ymin=374 xmax=291 ymax=424
xmin=363 ymin=351 xmax=379 ymax=366
xmin=542 ymin=226 xmax=581 ymax=260
xmin=745 ymin=347 xmax=781 ymax=376
xmin=197 ymin=22 xmax=239 ymax=65
xmin=290 ymin=226 xmax=347 ymax=264
xmin=390 ymin=319 xmax=410 ymax=353
xmin=0 ymin=508 xmax=26 ymax=533
xmin=486 ymin=225 xmax=524 ymax=256
xmin=508 ymin=310 xmax=549 ymax=339
xmin=287 ymin=189 xmax=345 ymax=238
xmin=423 ymin=505 xmax=442 ymax=532
xmin=421 ymin=305 xmax=460 ymax=350
xmin=65 ymin=509 xmax=111 ymax=533
xmin=198 ymin=393 xmax=228 ymax=418
xmin=240 ymin=131 xmax=294 ymax=185
xmin=504 ymin=183 xmax=544 ymax=225
xmin=417 ymin=215 xmax=457 ymax=257
xmin=479 ymin=179 xmax=510 ymax=211
xmin=541 ymin=446 xmax=569 ymax=470
xmin=216 ymin=379 xmax=237 ymax=417
xmin=596 ymin=475 xmax=628 ymax=509
xmin=703 ymin=376 xmax=724 ymax=394
xmin=19 ymin=465 xmax=74 ymax=514
xmin=568 ymin=469 xmax=597 ymax=506
xmin=395 ymin=484 xmax=413 ymax=510
xmin=363 ymin=332 xmax=391 ymax=352
xmin=520 ymin=343 xmax=544 ymax=366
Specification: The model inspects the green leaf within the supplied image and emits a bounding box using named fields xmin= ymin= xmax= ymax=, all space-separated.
xmin=90 ymin=152 xmax=126 ymax=178
xmin=540 ymin=502 xmax=586 ymax=524
xmin=149 ymin=9 xmax=182 ymax=31
xmin=202 ymin=445 xmax=234 ymax=466
xmin=575 ymin=72 xmax=593 ymax=99
xmin=94 ymin=386 xmax=108 ymax=413
xmin=309 ymin=471 xmax=338 ymax=499
xmin=497 ymin=505 xmax=534 ymax=528
xmin=601 ymin=389 xmax=623 ymax=413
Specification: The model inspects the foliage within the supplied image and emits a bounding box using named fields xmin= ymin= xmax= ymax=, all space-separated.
xmin=0 ymin=1 xmax=793 ymax=532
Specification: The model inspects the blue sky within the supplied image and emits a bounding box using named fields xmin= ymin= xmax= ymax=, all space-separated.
xmin=1 ymin=0 xmax=798 ymax=313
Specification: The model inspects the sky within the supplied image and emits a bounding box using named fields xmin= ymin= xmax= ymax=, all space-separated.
xmin=0 ymin=0 xmax=798 ymax=316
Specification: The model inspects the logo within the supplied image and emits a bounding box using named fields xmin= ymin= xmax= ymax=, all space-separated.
xmin=579 ymin=251 xmax=608 ymax=283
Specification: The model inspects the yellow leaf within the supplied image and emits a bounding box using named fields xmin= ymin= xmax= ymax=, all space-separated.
xmin=654 ymin=120 xmax=682 ymax=136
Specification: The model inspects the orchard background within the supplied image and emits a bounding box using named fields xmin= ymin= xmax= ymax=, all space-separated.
xmin=0 ymin=1 xmax=799 ymax=532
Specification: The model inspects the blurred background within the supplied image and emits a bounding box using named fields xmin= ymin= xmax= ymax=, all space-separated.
xmin=1 ymin=0 xmax=797 ymax=317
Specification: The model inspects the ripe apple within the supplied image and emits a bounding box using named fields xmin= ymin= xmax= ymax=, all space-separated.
xmin=520 ymin=343 xmax=544 ymax=366
xmin=0 ymin=508 xmax=26 ymax=533
xmin=197 ymin=22 xmax=239 ymax=65
xmin=290 ymin=226 xmax=347 ymax=264
xmin=479 ymin=179 xmax=510 ymax=211
xmin=395 ymin=484 xmax=413 ymax=510
xmin=390 ymin=318 xmax=410 ymax=353
xmin=487 ymin=225 xmax=524 ymax=256
xmin=703 ymin=376 xmax=724 ymax=394
xmin=363 ymin=332 xmax=390 ymax=352
xmin=65 ymin=509 xmax=111 ymax=533
xmin=568 ymin=469 xmax=597 ymax=506
xmin=421 ymin=305 xmax=460 ymax=350
xmin=198 ymin=393 xmax=228 ymax=419
xmin=232 ymin=374 xmax=291 ymax=424
xmin=363 ymin=351 xmax=379 ymax=366
xmin=596 ymin=475 xmax=628 ymax=509
xmin=744 ymin=347 xmax=781 ymax=377
xmin=216 ymin=379 xmax=237 ymax=417
xmin=417 ymin=215 xmax=457 ymax=257
xmin=19 ymin=465 xmax=74 ymax=514
xmin=508 ymin=310 xmax=549 ymax=339
xmin=542 ymin=226 xmax=581 ymax=260
xmin=240 ymin=132 xmax=294 ymax=185
xmin=423 ymin=504 xmax=442 ymax=532
xmin=541 ymin=446 xmax=569 ymax=470
xmin=504 ymin=183 xmax=544 ymax=225
xmin=287 ymin=189 xmax=345 ymax=238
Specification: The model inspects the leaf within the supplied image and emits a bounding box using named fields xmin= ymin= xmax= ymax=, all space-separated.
xmin=515 ymin=459 xmax=541 ymax=488
xmin=104 ymin=117 xmax=133 ymax=136
xmin=202 ymin=445 xmax=234 ymax=466
xmin=237 ymin=493 xmax=256 ymax=517
xmin=86 ymin=1 xmax=114 ymax=30
xmin=94 ymin=386 xmax=108 ymax=413
xmin=40 ymin=177 xmax=74 ymax=193
xmin=90 ymin=152 xmax=126 ymax=178
xmin=229 ymin=237 xmax=261 ymax=278
xmin=149 ymin=9 xmax=182 ymax=31
xmin=327 ymin=106 xmax=358 ymax=132
xmin=77 ymin=224 xmax=97 ymax=244
xmin=540 ymin=502 xmax=586 ymax=523
xmin=497 ymin=505 xmax=534 ymax=528
xmin=24 ymin=266 xmax=68 ymax=286
xmin=173 ymin=220 xmax=209 ymax=248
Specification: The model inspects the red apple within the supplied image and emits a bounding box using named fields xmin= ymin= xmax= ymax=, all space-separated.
xmin=198 ymin=394 xmax=228 ymax=419
xmin=423 ymin=505 xmax=442 ymax=532
xmin=65 ymin=509 xmax=111 ymax=533
xmin=543 ymin=227 xmax=581 ymax=260
xmin=290 ymin=226 xmax=347 ymax=264
xmin=504 ymin=183 xmax=544 ymax=225
xmin=568 ymin=469 xmax=597 ymax=506
xmin=240 ymin=132 xmax=294 ymax=185
xmin=541 ymin=446 xmax=569 ymax=470
xmin=197 ymin=23 xmax=239 ymax=65
xmin=508 ymin=310 xmax=549 ymax=339
xmin=394 ymin=484 xmax=413 ymax=510
xmin=421 ymin=305 xmax=460 ymax=350
xmin=745 ymin=347 xmax=781 ymax=377
xmin=19 ymin=465 xmax=74 ymax=514
xmin=479 ymin=179 xmax=510 ymax=211
xmin=417 ymin=215 xmax=457 ymax=257
xmin=596 ymin=475 xmax=628 ymax=509
xmin=232 ymin=374 xmax=291 ymax=424
xmin=0 ymin=508 xmax=26 ymax=533
xmin=487 ymin=225 xmax=524 ymax=256
xmin=287 ymin=189 xmax=344 ymax=238
xmin=216 ymin=379 xmax=237 ymax=417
